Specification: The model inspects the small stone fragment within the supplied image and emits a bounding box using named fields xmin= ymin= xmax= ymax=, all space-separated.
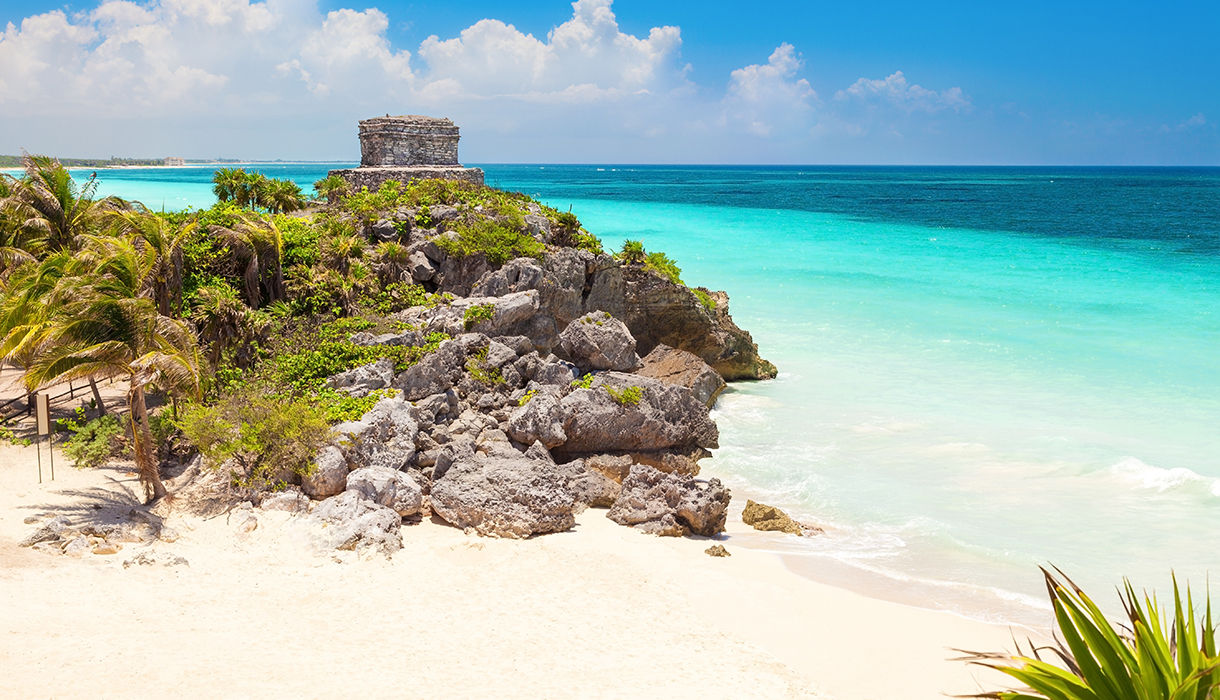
xmin=63 ymin=537 xmax=90 ymax=558
xmin=705 ymin=544 xmax=730 ymax=557
xmin=92 ymin=542 xmax=122 ymax=555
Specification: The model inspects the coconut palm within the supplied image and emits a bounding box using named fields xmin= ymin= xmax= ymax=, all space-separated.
xmin=212 ymin=167 xmax=247 ymax=205
xmin=263 ymin=178 xmax=306 ymax=214
xmin=207 ymin=213 xmax=284 ymax=307
xmin=12 ymin=154 xmax=124 ymax=252
xmin=0 ymin=174 xmax=39 ymax=273
xmin=312 ymin=174 xmax=350 ymax=203
xmin=190 ymin=283 xmax=270 ymax=370
xmin=106 ymin=208 xmax=196 ymax=317
xmin=8 ymin=235 xmax=201 ymax=500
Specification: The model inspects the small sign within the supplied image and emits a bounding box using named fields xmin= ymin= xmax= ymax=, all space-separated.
xmin=35 ymin=393 xmax=50 ymax=436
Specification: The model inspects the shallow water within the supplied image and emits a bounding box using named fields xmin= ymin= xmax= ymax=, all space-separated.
xmin=21 ymin=162 xmax=1220 ymax=624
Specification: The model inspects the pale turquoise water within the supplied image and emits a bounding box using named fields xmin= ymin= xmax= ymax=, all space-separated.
xmin=15 ymin=163 xmax=1220 ymax=624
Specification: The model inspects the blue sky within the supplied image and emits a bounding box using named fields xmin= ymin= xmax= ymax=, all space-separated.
xmin=0 ymin=0 xmax=1215 ymax=164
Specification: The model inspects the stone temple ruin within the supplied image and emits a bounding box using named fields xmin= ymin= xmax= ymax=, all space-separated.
xmin=329 ymin=115 xmax=485 ymax=191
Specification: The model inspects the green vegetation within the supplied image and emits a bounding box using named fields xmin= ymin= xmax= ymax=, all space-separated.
xmin=436 ymin=219 xmax=545 ymax=264
xmin=0 ymin=155 xmax=615 ymax=502
xmin=570 ymin=373 xmax=596 ymax=390
xmin=212 ymin=168 xmax=306 ymax=214
xmin=960 ymin=568 xmax=1220 ymax=699
xmin=618 ymin=239 xmax=646 ymax=265
xmin=463 ymin=303 xmax=496 ymax=330
xmin=61 ymin=413 xmax=126 ymax=469
xmin=692 ymin=288 xmax=716 ymax=313
xmin=605 ymin=385 xmax=643 ymax=406
xmin=177 ymin=392 xmax=332 ymax=490
xmin=517 ymin=389 xmax=537 ymax=406
xmin=0 ymin=155 xmax=168 ymax=168
xmin=464 ymin=346 xmax=504 ymax=386
xmin=616 ymin=238 xmax=716 ymax=312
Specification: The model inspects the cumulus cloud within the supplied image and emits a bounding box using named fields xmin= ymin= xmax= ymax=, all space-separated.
xmin=721 ymin=43 xmax=816 ymax=136
xmin=836 ymin=70 xmax=969 ymax=113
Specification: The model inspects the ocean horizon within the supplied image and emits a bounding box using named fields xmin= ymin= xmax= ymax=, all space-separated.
xmin=14 ymin=162 xmax=1220 ymax=625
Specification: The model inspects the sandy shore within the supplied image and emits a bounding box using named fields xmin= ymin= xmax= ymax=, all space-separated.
xmin=0 ymin=441 xmax=1031 ymax=699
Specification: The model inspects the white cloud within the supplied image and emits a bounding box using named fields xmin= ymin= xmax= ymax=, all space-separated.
xmin=1160 ymin=112 xmax=1207 ymax=132
xmin=836 ymin=70 xmax=969 ymax=112
xmin=721 ymin=43 xmax=816 ymax=137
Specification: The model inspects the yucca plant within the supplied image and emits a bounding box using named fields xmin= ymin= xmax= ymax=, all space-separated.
xmin=958 ymin=567 xmax=1220 ymax=700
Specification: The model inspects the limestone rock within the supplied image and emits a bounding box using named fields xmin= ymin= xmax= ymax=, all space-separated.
xmin=620 ymin=266 xmax=776 ymax=381
xmin=506 ymin=393 xmax=566 ymax=448
xmin=430 ymin=453 xmax=577 ymax=538
xmin=63 ymin=536 xmax=90 ymax=558
xmin=607 ymin=464 xmax=731 ymax=537
xmin=741 ymin=499 xmax=802 ymax=535
xmin=311 ymin=490 xmax=402 ymax=554
xmin=408 ymin=250 xmax=436 ymax=281
xmin=705 ymin=544 xmax=730 ymax=557
xmin=346 ymin=466 xmax=423 ymax=517
xmin=554 ymin=458 xmax=621 ymax=510
xmin=556 ymin=373 xmax=718 ymax=455
xmin=92 ymin=542 xmax=122 ymax=555
xmin=558 ymin=311 xmax=641 ymax=372
xmin=332 ymin=395 xmax=419 ymax=472
xmin=325 ymin=358 xmax=395 ymax=397
xmin=259 ymin=489 xmax=311 ymax=513
xmin=18 ymin=515 xmax=72 ymax=547
xmin=123 ymin=552 xmax=190 ymax=568
xmin=635 ymin=344 xmax=727 ymax=408
xmin=393 ymin=339 xmax=465 ymax=400
xmin=302 ymin=445 xmax=349 ymax=499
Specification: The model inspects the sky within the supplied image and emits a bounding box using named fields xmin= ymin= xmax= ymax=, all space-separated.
xmin=0 ymin=0 xmax=1216 ymax=164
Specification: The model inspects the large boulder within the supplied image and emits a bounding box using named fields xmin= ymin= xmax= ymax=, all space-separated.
xmin=310 ymin=491 xmax=402 ymax=554
xmin=635 ymin=344 xmax=726 ymax=408
xmin=332 ymin=396 xmax=419 ymax=471
xmin=346 ymin=467 xmax=423 ymax=517
xmin=325 ymin=357 xmax=395 ymax=397
xmin=607 ymin=464 xmax=731 ymax=537
xmin=558 ymin=311 xmax=641 ymax=372
xmin=430 ymin=453 xmax=577 ymax=538
xmin=509 ymin=372 xmax=717 ymax=456
xmin=393 ymin=339 xmax=465 ymax=400
xmin=619 ymin=266 xmax=776 ymax=380
xmin=302 ymin=446 xmax=348 ymax=499
xmin=506 ymin=393 xmax=566 ymax=448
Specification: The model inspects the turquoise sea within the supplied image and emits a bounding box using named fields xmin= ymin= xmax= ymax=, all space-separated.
xmin=18 ymin=163 xmax=1220 ymax=624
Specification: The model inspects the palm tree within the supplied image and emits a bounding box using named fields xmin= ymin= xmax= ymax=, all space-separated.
xmin=106 ymin=208 xmax=196 ymax=317
xmin=0 ymin=174 xmax=39 ymax=274
xmin=12 ymin=154 xmax=124 ymax=252
xmin=190 ymin=283 xmax=270 ymax=370
xmin=312 ymin=174 xmax=350 ymax=203
xmin=208 ymin=214 xmax=284 ymax=307
xmin=7 ymin=235 xmax=201 ymax=500
xmin=263 ymin=179 xmax=306 ymax=214
xmin=212 ymin=167 xmax=247 ymax=205
xmin=371 ymin=241 xmax=411 ymax=287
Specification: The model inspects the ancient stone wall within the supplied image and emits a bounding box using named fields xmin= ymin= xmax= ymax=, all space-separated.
xmin=359 ymin=116 xmax=460 ymax=167
xmin=328 ymin=166 xmax=485 ymax=191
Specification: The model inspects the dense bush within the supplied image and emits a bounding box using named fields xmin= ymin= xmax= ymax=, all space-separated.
xmin=61 ymin=412 xmax=126 ymax=468
xmin=437 ymin=219 xmax=545 ymax=264
xmin=177 ymin=392 xmax=332 ymax=489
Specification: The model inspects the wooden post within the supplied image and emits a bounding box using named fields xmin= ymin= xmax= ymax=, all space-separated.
xmin=36 ymin=393 xmax=52 ymax=481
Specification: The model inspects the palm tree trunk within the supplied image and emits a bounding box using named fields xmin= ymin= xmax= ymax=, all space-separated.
xmin=128 ymin=383 xmax=166 ymax=501
xmin=89 ymin=378 xmax=106 ymax=416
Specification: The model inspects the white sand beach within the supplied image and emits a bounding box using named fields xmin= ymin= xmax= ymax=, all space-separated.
xmin=0 ymin=440 xmax=1030 ymax=700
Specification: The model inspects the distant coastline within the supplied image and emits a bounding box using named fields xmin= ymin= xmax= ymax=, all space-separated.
xmin=0 ymin=155 xmax=354 ymax=169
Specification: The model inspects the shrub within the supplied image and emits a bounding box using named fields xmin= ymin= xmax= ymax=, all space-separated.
xmin=315 ymin=387 xmax=400 ymax=423
xmin=618 ymin=239 xmax=646 ymax=265
xmin=692 ymin=288 xmax=716 ymax=313
xmin=959 ymin=568 xmax=1220 ymax=699
xmin=605 ymin=385 xmax=643 ymax=406
xmin=436 ymin=219 xmax=544 ymax=264
xmin=644 ymin=251 xmax=683 ymax=285
xmin=177 ymin=393 xmax=332 ymax=489
xmin=463 ymin=303 xmax=495 ymax=330
xmin=370 ymin=282 xmax=447 ymax=314
xmin=62 ymin=413 xmax=126 ymax=469
xmin=465 ymin=346 xmax=504 ymax=386
xmin=517 ymin=389 xmax=537 ymax=406
xmin=570 ymin=373 xmax=595 ymax=390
